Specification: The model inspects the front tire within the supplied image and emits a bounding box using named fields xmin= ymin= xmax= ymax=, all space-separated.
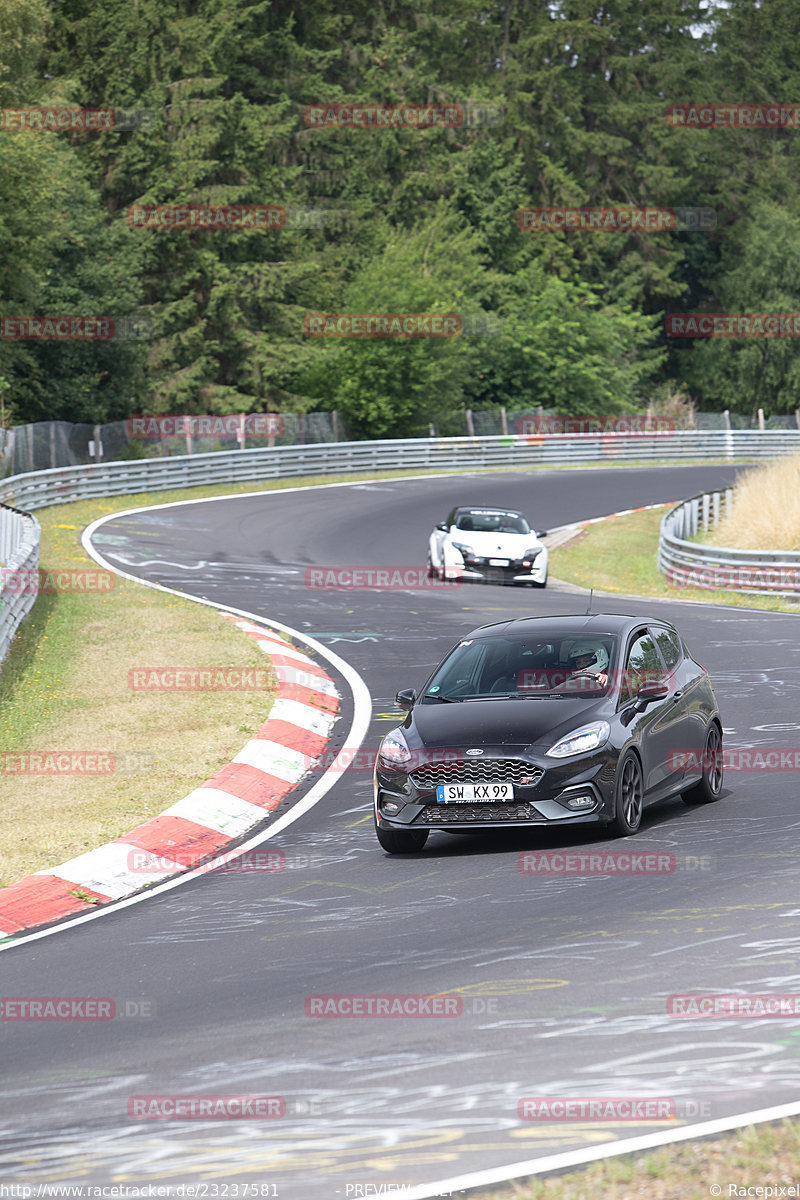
xmin=375 ymin=824 xmax=429 ymax=854
xmin=682 ymin=722 xmax=723 ymax=805
xmin=611 ymin=751 xmax=643 ymax=836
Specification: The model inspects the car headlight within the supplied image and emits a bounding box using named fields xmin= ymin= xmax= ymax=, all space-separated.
xmin=546 ymin=721 xmax=610 ymax=758
xmin=451 ymin=541 xmax=474 ymax=560
xmin=378 ymin=730 xmax=412 ymax=767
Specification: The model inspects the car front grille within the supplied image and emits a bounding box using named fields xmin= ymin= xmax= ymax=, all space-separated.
xmin=410 ymin=759 xmax=543 ymax=791
xmin=421 ymin=802 xmax=537 ymax=823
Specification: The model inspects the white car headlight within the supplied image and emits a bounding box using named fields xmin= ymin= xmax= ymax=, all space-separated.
xmin=379 ymin=730 xmax=412 ymax=767
xmin=546 ymin=721 xmax=610 ymax=758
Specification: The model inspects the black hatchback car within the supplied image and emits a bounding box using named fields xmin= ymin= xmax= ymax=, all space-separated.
xmin=373 ymin=613 xmax=723 ymax=853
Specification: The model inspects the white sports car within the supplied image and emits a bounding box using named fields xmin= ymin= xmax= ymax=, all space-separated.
xmin=427 ymin=505 xmax=548 ymax=587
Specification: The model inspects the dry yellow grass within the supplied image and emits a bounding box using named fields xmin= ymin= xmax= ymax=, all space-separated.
xmin=712 ymin=456 xmax=800 ymax=550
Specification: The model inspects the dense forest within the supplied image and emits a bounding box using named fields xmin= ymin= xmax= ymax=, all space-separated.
xmin=2 ymin=0 xmax=800 ymax=437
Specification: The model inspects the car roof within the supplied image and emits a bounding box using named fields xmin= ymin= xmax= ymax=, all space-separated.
xmin=464 ymin=613 xmax=676 ymax=639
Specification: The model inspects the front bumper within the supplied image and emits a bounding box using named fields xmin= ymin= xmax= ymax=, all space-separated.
xmin=374 ymin=749 xmax=617 ymax=832
xmin=444 ymin=549 xmax=548 ymax=585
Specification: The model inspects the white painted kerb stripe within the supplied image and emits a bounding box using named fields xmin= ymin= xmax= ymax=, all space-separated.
xmin=163 ymin=788 xmax=266 ymax=837
xmin=233 ymin=739 xmax=314 ymax=781
xmin=35 ymin=843 xmax=181 ymax=899
xmin=268 ymin=697 xmax=338 ymax=735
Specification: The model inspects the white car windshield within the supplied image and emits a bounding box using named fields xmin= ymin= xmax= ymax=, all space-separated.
xmin=455 ymin=510 xmax=531 ymax=535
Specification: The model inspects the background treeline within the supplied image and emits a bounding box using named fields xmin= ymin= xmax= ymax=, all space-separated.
xmin=2 ymin=0 xmax=800 ymax=437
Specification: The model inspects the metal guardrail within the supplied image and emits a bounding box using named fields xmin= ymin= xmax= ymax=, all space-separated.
xmin=0 ymin=429 xmax=799 ymax=513
xmin=658 ymin=489 xmax=800 ymax=598
xmin=1 ymin=427 xmax=800 ymax=662
xmin=0 ymin=504 xmax=41 ymax=659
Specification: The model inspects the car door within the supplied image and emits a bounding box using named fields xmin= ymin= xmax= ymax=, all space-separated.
xmin=619 ymin=628 xmax=684 ymax=794
xmin=432 ymin=507 xmax=456 ymax=569
xmin=651 ymin=624 xmax=707 ymax=780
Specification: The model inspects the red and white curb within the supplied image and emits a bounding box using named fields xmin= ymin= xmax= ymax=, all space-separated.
xmin=0 ymin=615 xmax=340 ymax=938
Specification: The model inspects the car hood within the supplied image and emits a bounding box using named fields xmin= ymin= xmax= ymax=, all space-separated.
xmin=407 ymin=696 xmax=607 ymax=750
xmin=449 ymin=531 xmax=540 ymax=553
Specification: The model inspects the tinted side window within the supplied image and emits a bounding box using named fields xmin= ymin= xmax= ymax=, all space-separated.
xmin=621 ymin=632 xmax=662 ymax=702
xmin=652 ymin=627 xmax=681 ymax=671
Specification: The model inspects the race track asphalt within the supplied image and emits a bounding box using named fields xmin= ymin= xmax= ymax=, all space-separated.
xmin=2 ymin=463 xmax=800 ymax=1196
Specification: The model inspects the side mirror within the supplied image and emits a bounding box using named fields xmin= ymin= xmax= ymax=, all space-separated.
xmin=395 ymin=688 xmax=417 ymax=711
xmin=636 ymin=680 xmax=669 ymax=706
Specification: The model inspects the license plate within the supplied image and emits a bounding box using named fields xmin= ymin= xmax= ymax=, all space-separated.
xmin=489 ymin=558 xmax=508 ymax=567
xmin=436 ymin=782 xmax=514 ymax=802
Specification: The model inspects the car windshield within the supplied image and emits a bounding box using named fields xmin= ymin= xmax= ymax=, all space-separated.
xmin=422 ymin=633 xmax=619 ymax=702
xmin=455 ymin=510 xmax=531 ymax=535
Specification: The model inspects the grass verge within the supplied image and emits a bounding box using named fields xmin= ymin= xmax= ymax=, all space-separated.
xmin=550 ymin=508 xmax=800 ymax=613
xmin=468 ymin=1116 xmax=800 ymax=1200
